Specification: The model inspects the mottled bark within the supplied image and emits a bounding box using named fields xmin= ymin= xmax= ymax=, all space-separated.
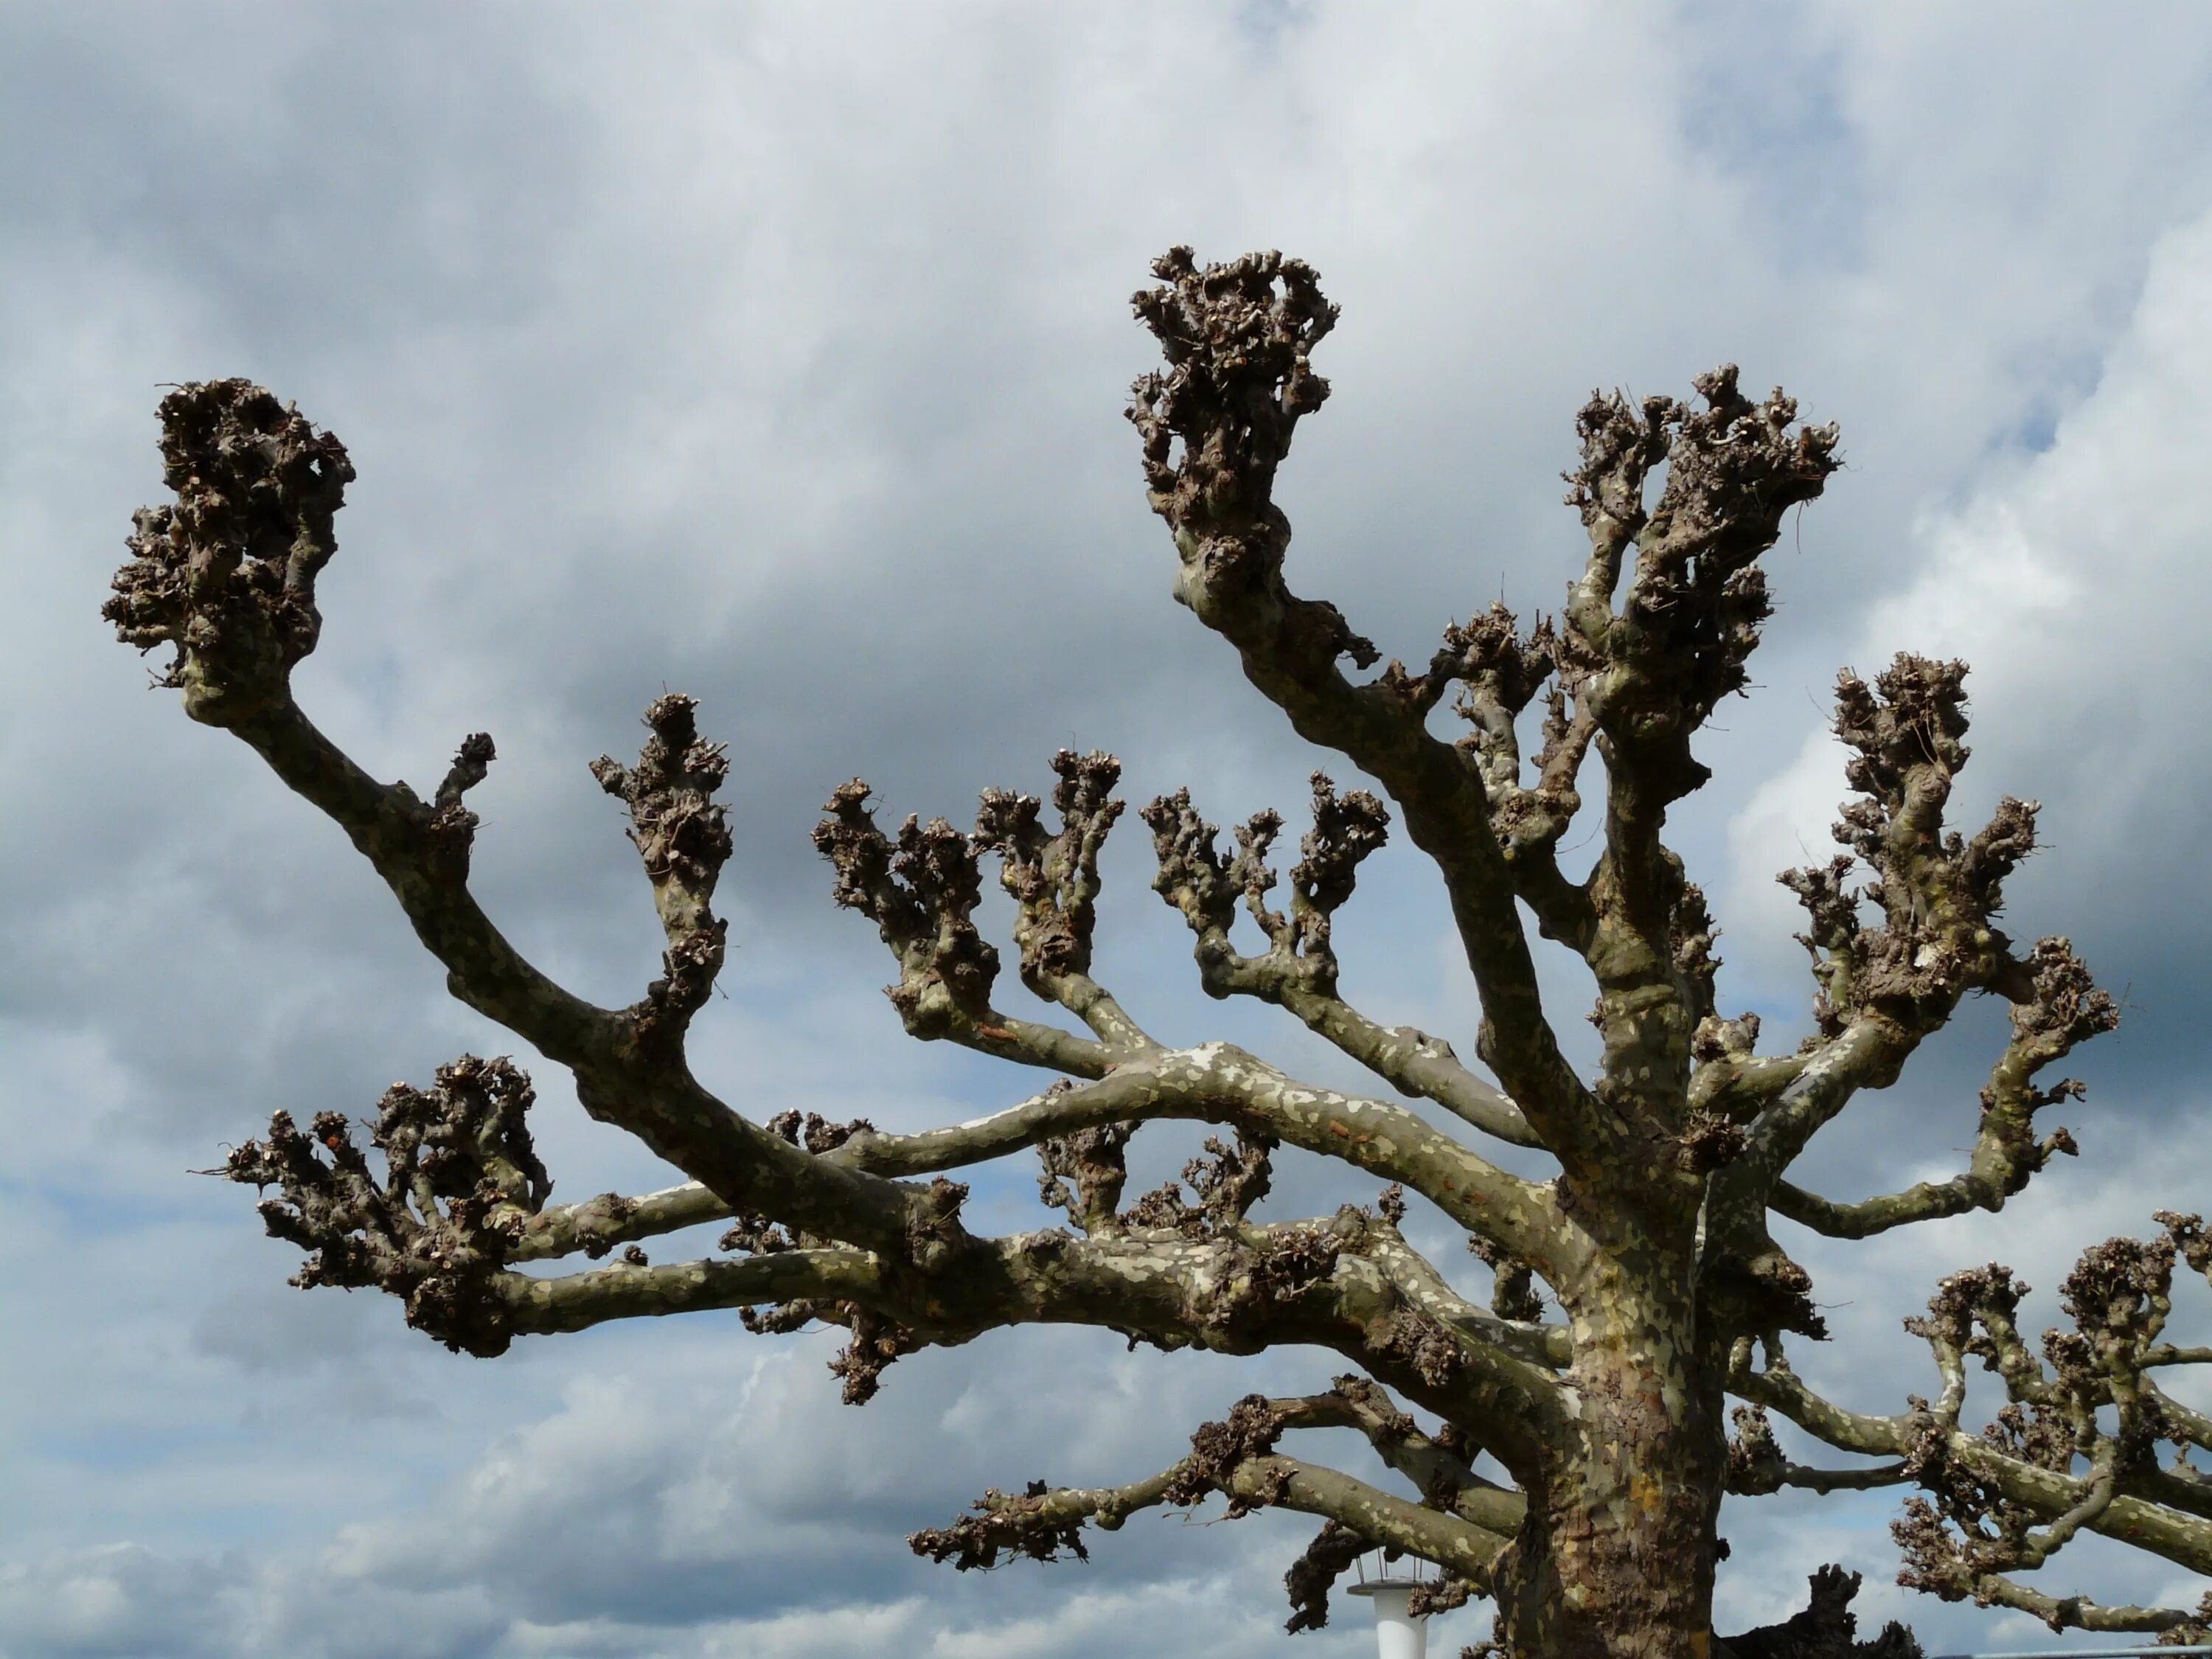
xmin=110 ymin=261 xmax=2208 ymax=1658
xmin=1467 ymin=1178 xmax=1724 ymax=1659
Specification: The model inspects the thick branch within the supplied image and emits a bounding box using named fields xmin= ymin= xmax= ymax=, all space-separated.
xmin=1917 ymin=1573 xmax=2209 ymax=1638
xmin=497 ymin=1213 xmax=1571 ymax=1475
xmin=1364 ymin=1230 xmax=1571 ymax=1373
xmin=509 ymin=1041 xmax=1572 ymax=1272
xmin=510 ymin=1181 xmax=729 ymax=1263
xmin=215 ymin=717 xmax=936 ymax=1262
xmin=237 ymin=701 xmax=623 ymax=1065
xmin=1281 ymin=995 xmax=1536 ymax=1146
xmin=837 ymin=1041 xmax=1566 ymax=1271
xmin=1234 ymin=1455 xmax=1505 ymax=1579
xmin=1571 ymin=373 xmax=1837 ymax=945
xmin=1731 ymin=1355 xmax=2212 ymax=1580
xmin=501 ymin=1247 xmax=881 ymax=1334
xmin=1127 ymin=247 xmax=1591 ymax=1164
xmin=1520 ymin=380 xmax=1847 ymax=1260
xmin=1273 ymin=1377 xmax=1528 ymax=1537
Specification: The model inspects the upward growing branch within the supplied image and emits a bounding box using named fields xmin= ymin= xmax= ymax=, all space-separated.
xmin=591 ymin=692 xmax=734 ymax=1051
xmin=1127 ymin=248 xmax=1592 ymax=1163
xmin=1143 ymin=773 xmax=1534 ymax=1145
xmin=1557 ymin=377 xmax=1838 ymax=1164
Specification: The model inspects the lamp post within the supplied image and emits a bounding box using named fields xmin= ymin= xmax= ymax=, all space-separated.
xmin=1345 ymin=1554 xmax=1432 ymax=1659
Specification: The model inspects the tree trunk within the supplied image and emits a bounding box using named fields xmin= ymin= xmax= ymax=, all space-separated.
xmin=1495 ymin=1243 xmax=1725 ymax=1659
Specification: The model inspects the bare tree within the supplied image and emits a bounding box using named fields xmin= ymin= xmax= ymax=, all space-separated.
xmin=105 ymin=248 xmax=2212 ymax=1659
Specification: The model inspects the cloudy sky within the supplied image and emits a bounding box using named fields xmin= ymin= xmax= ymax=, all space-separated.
xmin=7 ymin=3 xmax=2212 ymax=1655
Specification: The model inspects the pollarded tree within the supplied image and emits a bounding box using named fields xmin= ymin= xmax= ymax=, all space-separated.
xmin=105 ymin=248 xmax=2212 ymax=1659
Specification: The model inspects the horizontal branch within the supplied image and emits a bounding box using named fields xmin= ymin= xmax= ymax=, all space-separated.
xmin=1769 ymin=1172 xmax=1986 ymax=1240
xmin=2148 ymin=1347 xmax=2212 ymax=1369
xmin=497 ymin=1211 xmax=1571 ymax=1477
xmin=1231 ymin=1455 xmax=1506 ymax=1582
xmin=511 ymin=1182 xmax=730 ymax=1263
xmin=1774 ymin=1462 xmax=1910 ymax=1495
xmin=839 ymin=1042 xmax=1566 ymax=1267
xmin=1363 ymin=1231 xmax=1571 ymax=1371
xmin=501 ymin=1247 xmax=879 ymax=1335
xmin=507 ymin=1046 xmax=1562 ymax=1276
xmin=1936 ymin=1573 xmax=2209 ymax=1637
xmin=1731 ymin=1357 xmax=2212 ymax=1579
xmin=1728 ymin=1403 xmax=1908 ymax=1497
xmin=912 ymin=1389 xmax=1511 ymax=1590
xmin=908 ymin=1467 xmax=1184 ymax=1569
xmin=1272 ymin=1380 xmax=1528 ymax=1537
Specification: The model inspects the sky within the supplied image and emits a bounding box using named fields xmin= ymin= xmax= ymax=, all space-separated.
xmin=5 ymin=3 xmax=2212 ymax=1655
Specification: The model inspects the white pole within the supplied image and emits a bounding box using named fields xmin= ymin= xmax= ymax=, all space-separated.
xmin=1366 ymin=1584 xmax=1429 ymax=1659
xmin=1347 ymin=1580 xmax=1430 ymax=1659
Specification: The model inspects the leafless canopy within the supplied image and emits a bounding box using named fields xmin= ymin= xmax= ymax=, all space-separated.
xmin=108 ymin=251 xmax=2209 ymax=1659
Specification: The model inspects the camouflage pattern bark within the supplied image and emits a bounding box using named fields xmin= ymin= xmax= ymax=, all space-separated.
xmin=105 ymin=251 xmax=2212 ymax=1657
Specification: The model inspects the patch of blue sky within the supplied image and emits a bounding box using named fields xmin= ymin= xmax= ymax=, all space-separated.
xmin=1234 ymin=0 xmax=1317 ymax=61
xmin=1677 ymin=5 xmax=1870 ymax=276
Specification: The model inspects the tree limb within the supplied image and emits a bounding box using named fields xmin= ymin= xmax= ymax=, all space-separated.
xmin=1273 ymin=1376 xmax=1528 ymax=1537
xmin=501 ymin=1247 xmax=881 ymax=1335
xmin=1726 ymin=1405 xmax=1910 ymax=1496
xmin=911 ymin=1389 xmax=1510 ymax=1591
xmin=1728 ymin=1347 xmax=2212 ymax=1581
xmin=1771 ymin=939 xmax=2114 ymax=1238
xmin=511 ymin=1181 xmax=731 ymax=1263
xmin=1142 ymin=778 xmax=1538 ymax=1147
xmin=815 ymin=751 xmax=1175 ymax=1077
xmin=1125 ymin=247 xmax=1591 ymax=1162
xmin=837 ymin=1041 xmax=1567 ymax=1270
xmin=1913 ymin=1572 xmax=2210 ymax=1638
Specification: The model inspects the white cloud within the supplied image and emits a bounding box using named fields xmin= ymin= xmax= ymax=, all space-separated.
xmin=1727 ymin=201 xmax=2212 ymax=1032
xmin=8 ymin=4 xmax=2212 ymax=1655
